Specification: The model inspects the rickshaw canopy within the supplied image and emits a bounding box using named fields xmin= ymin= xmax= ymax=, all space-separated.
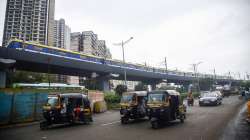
xmin=58 ymin=93 xmax=88 ymax=99
xmin=123 ymin=91 xmax=148 ymax=97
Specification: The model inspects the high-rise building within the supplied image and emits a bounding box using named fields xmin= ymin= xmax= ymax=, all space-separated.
xmin=70 ymin=32 xmax=81 ymax=52
xmin=53 ymin=19 xmax=71 ymax=49
xmin=64 ymin=25 xmax=71 ymax=50
xmin=81 ymin=31 xmax=98 ymax=55
xmin=96 ymin=40 xmax=112 ymax=58
xmin=2 ymin=0 xmax=55 ymax=47
xmin=69 ymin=31 xmax=112 ymax=86
xmin=71 ymin=31 xmax=112 ymax=58
xmin=47 ymin=0 xmax=55 ymax=46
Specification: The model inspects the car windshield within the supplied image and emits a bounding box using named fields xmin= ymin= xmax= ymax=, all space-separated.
xmin=148 ymin=93 xmax=166 ymax=103
xmin=47 ymin=97 xmax=58 ymax=106
xmin=121 ymin=95 xmax=135 ymax=103
xmin=203 ymin=93 xmax=217 ymax=97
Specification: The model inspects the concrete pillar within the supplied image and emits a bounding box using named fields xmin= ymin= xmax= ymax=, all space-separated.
xmin=182 ymin=83 xmax=191 ymax=93
xmin=0 ymin=71 xmax=6 ymax=88
xmin=97 ymin=78 xmax=110 ymax=91
xmin=151 ymin=84 xmax=157 ymax=90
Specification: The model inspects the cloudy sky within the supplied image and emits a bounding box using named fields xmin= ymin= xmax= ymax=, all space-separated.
xmin=0 ymin=0 xmax=249 ymax=78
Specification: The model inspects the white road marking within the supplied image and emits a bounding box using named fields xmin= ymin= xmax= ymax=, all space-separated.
xmin=101 ymin=121 xmax=120 ymax=126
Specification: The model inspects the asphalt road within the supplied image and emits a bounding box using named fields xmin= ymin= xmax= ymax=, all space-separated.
xmin=0 ymin=96 xmax=247 ymax=140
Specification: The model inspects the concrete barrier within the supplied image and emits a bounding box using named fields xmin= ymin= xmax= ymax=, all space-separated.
xmin=88 ymin=90 xmax=105 ymax=111
xmin=94 ymin=101 xmax=107 ymax=113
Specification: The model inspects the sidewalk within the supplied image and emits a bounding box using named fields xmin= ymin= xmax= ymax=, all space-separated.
xmin=0 ymin=121 xmax=39 ymax=129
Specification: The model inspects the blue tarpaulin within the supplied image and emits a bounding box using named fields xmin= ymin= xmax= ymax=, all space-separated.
xmin=0 ymin=92 xmax=48 ymax=125
xmin=0 ymin=93 xmax=13 ymax=125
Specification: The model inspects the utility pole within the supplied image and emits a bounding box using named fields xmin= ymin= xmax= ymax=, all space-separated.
xmin=164 ymin=57 xmax=168 ymax=81
xmin=213 ymin=68 xmax=216 ymax=84
xmin=228 ymin=71 xmax=232 ymax=86
xmin=47 ymin=58 xmax=51 ymax=89
xmin=191 ymin=64 xmax=197 ymax=91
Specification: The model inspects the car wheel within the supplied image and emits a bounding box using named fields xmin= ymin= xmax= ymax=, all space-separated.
xmin=180 ymin=115 xmax=185 ymax=123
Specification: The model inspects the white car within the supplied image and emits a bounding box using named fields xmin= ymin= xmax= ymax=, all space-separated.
xmin=213 ymin=91 xmax=223 ymax=98
xmin=199 ymin=93 xmax=222 ymax=106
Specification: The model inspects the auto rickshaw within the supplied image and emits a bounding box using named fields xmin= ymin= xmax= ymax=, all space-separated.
xmin=246 ymin=100 xmax=250 ymax=124
xmin=120 ymin=91 xmax=148 ymax=124
xmin=147 ymin=90 xmax=186 ymax=129
xmin=40 ymin=93 xmax=92 ymax=129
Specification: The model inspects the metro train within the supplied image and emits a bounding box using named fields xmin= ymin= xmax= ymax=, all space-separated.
xmin=5 ymin=39 xmax=228 ymax=79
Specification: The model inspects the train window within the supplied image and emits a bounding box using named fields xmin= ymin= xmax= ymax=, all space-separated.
xmin=42 ymin=48 xmax=48 ymax=53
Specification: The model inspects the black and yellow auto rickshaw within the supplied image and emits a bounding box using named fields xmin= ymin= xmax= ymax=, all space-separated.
xmin=246 ymin=100 xmax=250 ymax=124
xmin=120 ymin=91 xmax=148 ymax=124
xmin=40 ymin=93 xmax=92 ymax=129
xmin=147 ymin=90 xmax=186 ymax=129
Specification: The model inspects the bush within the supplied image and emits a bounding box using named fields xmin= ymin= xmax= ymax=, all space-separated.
xmin=104 ymin=93 xmax=121 ymax=110
xmin=104 ymin=93 xmax=121 ymax=103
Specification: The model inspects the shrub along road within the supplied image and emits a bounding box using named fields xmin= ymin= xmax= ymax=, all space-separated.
xmin=0 ymin=96 xmax=247 ymax=140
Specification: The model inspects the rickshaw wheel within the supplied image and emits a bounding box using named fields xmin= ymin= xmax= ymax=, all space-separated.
xmin=40 ymin=121 xmax=48 ymax=130
xmin=180 ymin=118 xmax=184 ymax=123
xmin=180 ymin=114 xmax=185 ymax=123
xmin=121 ymin=117 xmax=129 ymax=124
xmin=151 ymin=121 xmax=159 ymax=129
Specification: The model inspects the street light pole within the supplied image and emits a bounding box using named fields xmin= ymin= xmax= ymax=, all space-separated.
xmin=190 ymin=61 xmax=203 ymax=92
xmin=121 ymin=41 xmax=127 ymax=85
xmin=113 ymin=37 xmax=133 ymax=86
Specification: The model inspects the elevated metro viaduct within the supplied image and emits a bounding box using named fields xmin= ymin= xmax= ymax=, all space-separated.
xmin=0 ymin=40 xmax=238 ymax=90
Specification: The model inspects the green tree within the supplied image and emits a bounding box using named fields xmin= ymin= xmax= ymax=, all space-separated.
xmin=7 ymin=70 xmax=56 ymax=87
xmin=115 ymin=84 xmax=127 ymax=96
xmin=240 ymin=81 xmax=250 ymax=90
xmin=199 ymin=78 xmax=213 ymax=91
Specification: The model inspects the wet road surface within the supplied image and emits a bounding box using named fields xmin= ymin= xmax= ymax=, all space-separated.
xmin=221 ymin=101 xmax=250 ymax=140
xmin=0 ymin=96 xmax=248 ymax=140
